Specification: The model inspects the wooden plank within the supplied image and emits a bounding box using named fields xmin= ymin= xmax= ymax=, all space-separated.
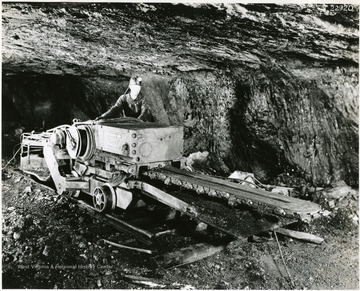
xmin=152 ymin=242 xmax=226 ymax=269
xmin=275 ymin=227 xmax=324 ymax=244
xmin=102 ymin=239 xmax=153 ymax=254
xmin=153 ymin=228 xmax=178 ymax=238
xmin=122 ymin=275 xmax=166 ymax=288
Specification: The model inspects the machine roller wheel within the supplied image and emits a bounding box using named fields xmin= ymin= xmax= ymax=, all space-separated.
xmin=92 ymin=185 xmax=115 ymax=213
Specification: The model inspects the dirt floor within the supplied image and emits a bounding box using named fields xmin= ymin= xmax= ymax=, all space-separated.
xmin=2 ymin=159 xmax=359 ymax=289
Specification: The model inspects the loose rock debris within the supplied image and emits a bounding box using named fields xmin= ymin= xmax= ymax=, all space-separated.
xmin=2 ymin=163 xmax=359 ymax=289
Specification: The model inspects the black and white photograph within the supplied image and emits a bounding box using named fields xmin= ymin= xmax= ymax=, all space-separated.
xmin=1 ymin=1 xmax=359 ymax=289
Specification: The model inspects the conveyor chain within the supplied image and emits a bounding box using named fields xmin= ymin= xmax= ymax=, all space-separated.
xmin=142 ymin=166 xmax=321 ymax=221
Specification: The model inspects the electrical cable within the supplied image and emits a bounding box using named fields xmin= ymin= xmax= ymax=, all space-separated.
xmin=273 ymin=230 xmax=295 ymax=288
xmin=2 ymin=146 xmax=21 ymax=171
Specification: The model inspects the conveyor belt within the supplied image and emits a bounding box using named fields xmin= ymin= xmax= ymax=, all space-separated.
xmin=143 ymin=166 xmax=321 ymax=220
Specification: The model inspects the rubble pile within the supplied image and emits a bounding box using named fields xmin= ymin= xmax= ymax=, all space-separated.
xmin=1 ymin=157 xmax=359 ymax=289
xmin=312 ymin=181 xmax=359 ymax=226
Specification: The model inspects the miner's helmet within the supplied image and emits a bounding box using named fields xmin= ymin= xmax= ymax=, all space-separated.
xmin=129 ymin=76 xmax=142 ymax=86
xmin=129 ymin=76 xmax=142 ymax=100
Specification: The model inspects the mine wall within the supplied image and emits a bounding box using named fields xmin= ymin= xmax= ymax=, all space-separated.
xmin=2 ymin=3 xmax=359 ymax=187
xmin=3 ymin=66 xmax=358 ymax=187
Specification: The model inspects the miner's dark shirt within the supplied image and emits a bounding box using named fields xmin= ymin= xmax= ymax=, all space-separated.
xmin=102 ymin=93 xmax=150 ymax=121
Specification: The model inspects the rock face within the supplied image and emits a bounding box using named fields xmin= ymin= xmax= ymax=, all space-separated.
xmin=2 ymin=3 xmax=359 ymax=186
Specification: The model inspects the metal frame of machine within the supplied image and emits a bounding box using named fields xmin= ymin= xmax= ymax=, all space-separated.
xmin=20 ymin=118 xmax=191 ymax=215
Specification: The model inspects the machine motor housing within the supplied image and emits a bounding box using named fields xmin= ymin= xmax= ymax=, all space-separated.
xmin=94 ymin=121 xmax=184 ymax=164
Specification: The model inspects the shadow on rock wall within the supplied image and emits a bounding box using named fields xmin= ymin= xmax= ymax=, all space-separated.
xmin=227 ymin=76 xmax=284 ymax=181
xmin=2 ymin=74 xmax=124 ymax=132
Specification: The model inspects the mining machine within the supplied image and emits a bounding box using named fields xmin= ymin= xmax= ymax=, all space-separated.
xmin=20 ymin=118 xmax=321 ymax=243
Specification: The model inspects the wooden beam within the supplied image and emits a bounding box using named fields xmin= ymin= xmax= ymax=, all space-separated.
xmin=152 ymin=242 xmax=226 ymax=269
xmin=154 ymin=228 xmax=178 ymax=238
xmin=275 ymin=227 xmax=324 ymax=244
xmin=102 ymin=239 xmax=153 ymax=254
xmin=122 ymin=274 xmax=166 ymax=288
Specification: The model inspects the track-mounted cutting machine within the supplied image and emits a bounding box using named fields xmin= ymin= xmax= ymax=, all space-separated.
xmin=20 ymin=118 xmax=321 ymax=240
xmin=20 ymin=118 xmax=196 ymax=215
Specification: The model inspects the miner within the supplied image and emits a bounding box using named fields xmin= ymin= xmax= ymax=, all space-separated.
xmin=96 ymin=76 xmax=152 ymax=121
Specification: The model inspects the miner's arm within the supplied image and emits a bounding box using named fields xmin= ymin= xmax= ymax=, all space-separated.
xmin=97 ymin=95 xmax=125 ymax=120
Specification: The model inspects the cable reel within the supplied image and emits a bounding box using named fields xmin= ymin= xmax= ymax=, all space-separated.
xmin=77 ymin=124 xmax=95 ymax=161
xmin=65 ymin=126 xmax=81 ymax=159
xmin=65 ymin=125 xmax=95 ymax=161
